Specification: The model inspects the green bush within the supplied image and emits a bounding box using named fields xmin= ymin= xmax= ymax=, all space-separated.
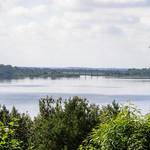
xmin=2 ymin=97 xmax=150 ymax=150
xmin=29 ymin=96 xmax=100 ymax=150
xmin=0 ymin=105 xmax=32 ymax=150
xmin=0 ymin=119 xmax=21 ymax=150
xmin=79 ymin=105 xmax=150 ymax=150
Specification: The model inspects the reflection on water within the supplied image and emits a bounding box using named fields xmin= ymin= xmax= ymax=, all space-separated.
xmin=0 ymin=76 xmax=150 ymax=116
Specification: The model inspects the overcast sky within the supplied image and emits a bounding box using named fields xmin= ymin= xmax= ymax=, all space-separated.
xmin=0 ymin=0 xmax=150 ymax=68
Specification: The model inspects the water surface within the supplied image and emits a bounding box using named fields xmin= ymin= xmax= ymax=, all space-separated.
xmin=0 ymin=76 xmax=150 ymax=116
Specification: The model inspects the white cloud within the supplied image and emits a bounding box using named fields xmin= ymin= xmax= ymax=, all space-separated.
xmin=48 ymin=0 xmax=150 ymax=13
xmin=140 ymin=17 xmax=150 ymax=25
xmin=80 ymin=0 xmax=148 ymax=9
xmin=8 ymin=4 xmax=48 ymax=17
xmin=8 ymin=6 xmax=28 ymax=16
xmin=0 ymin=0 xmax=150 ymax=67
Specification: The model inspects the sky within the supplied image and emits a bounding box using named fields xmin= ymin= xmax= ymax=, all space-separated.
xmin=0 ymin=0 xmax=150 ymax=68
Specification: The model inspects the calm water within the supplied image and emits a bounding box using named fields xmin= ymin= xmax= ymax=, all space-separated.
xmin=1 ymin=76 xmax=150 ymax=117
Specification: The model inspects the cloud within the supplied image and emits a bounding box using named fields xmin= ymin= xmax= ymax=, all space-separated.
xmin=0 ymin=0 xmax=149 ymax=67
xmin=7 ymin=4 xmax=48 ymax=17
xmin=0 ymin=0 xmax=19 ymax=12
xmin=48 ymin=0 xmax=150 ymax=13
xmin=140 ymin=16 xmax=150 ymax=25
xmin=78 ymin=0 xmax=150 ymax=10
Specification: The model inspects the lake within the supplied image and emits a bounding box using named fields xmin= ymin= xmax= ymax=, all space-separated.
xmin=0 ymin=76 xmax=150 ymax=117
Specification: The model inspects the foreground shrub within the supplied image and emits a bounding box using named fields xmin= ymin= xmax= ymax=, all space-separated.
xmin=0 ymin=105 xmax=32 ymax=150
xmin=29 ymin=96 xmax=100 ymax=150
xmin=79 ymin=105 xmax=150 ymax=150
xmin=0 ymin=119 xmax=21 ymax=150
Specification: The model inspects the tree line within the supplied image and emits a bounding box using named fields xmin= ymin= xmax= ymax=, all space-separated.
xmin=1 ymin=64 xmax=150 ymax=79
xmin=1 ymin=96 xmax=150 ymax=149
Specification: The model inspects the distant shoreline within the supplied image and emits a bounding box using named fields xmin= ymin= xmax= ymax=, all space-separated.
xmin=0 ymin=64 xmax=150 ymax=79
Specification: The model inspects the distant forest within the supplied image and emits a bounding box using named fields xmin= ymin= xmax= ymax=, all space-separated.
xmin=0 ymin=64 xmax=150 ymax=79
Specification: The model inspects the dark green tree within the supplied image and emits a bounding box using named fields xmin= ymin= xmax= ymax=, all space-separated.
xmin=29 ymin=96 xmax=100 ymax=150
xmin=0 ymin=105 xmax=11 ymax=125
xmin=10 ymin=107 xmax=32 ymax=150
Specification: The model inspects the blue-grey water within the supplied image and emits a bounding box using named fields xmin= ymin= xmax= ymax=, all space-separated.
xmin=0 ymin=76 xmax=150 ymax=117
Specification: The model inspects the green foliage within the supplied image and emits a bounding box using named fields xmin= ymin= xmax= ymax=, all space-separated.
xmin=0 ymin=119 xmax=21 ymax=150
xmin=0 ymin=105 xmax=11 ymax=125
xmin=0 ymin=105 xmax=32 ymax=150
xmin=10 ymin=107 xmax=33 ymax=150
xmin=29 ymin=96 xmax=100 ymax=150
xmin=79 ymin=105 xmax=150 ymax=150
xmin=99 ymin=100 xmax=120 ymax=123
xmin=2 ymin=97 xmax=150 ymax=150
